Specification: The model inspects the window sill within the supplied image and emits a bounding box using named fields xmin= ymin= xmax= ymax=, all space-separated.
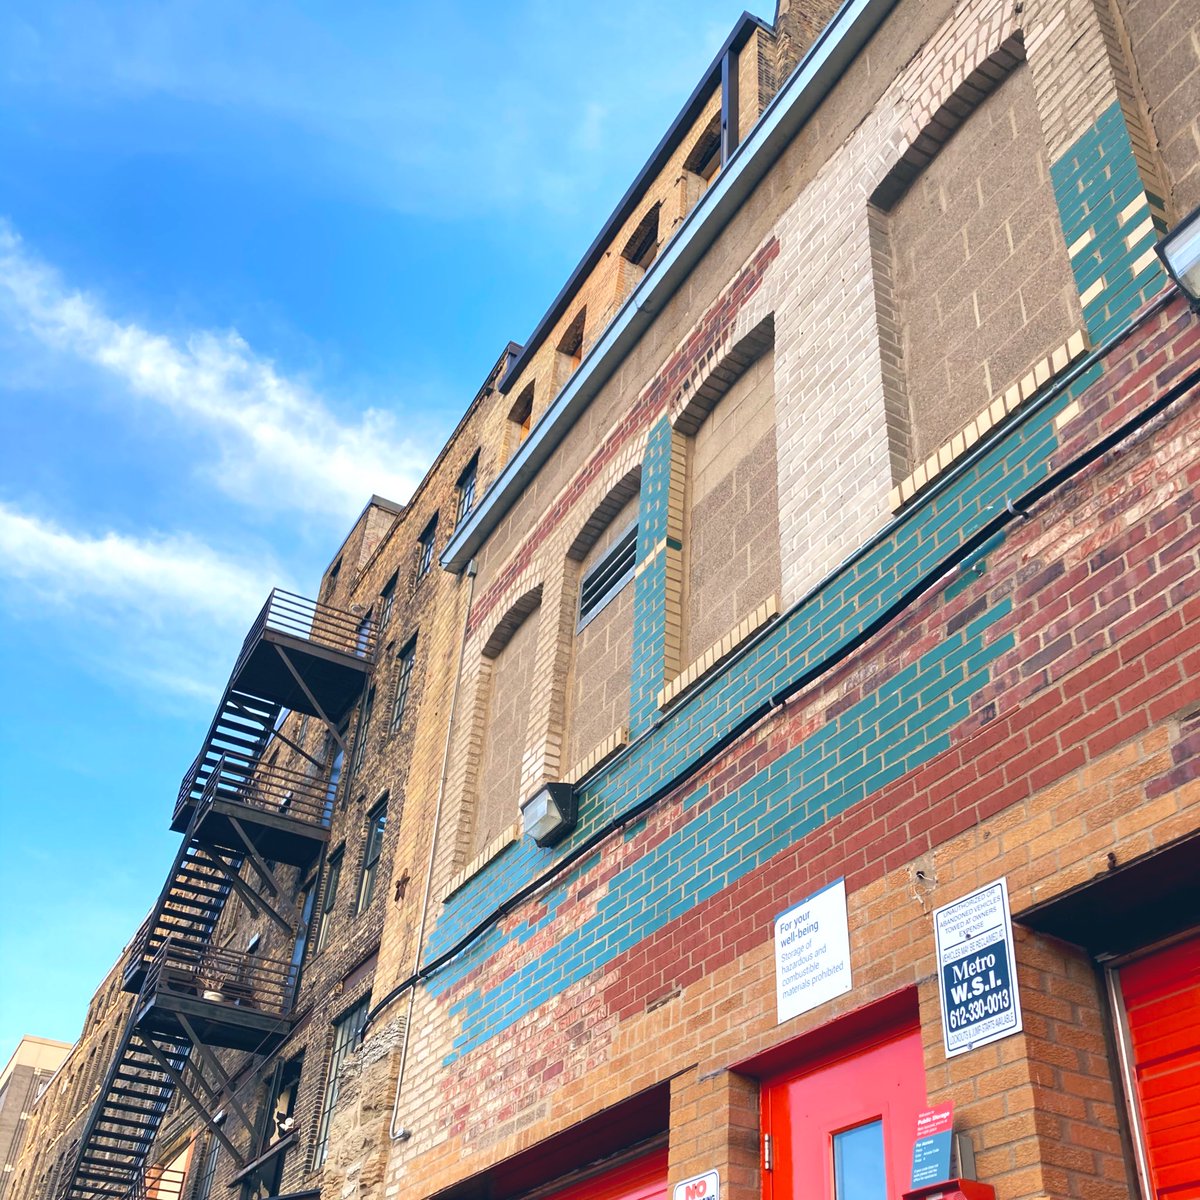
xmin=658 ymin=596 xmax=780 ymax=710
xmin=564 ymin=727 xmax=629 ymax=787
xmin=443 ymin=823 xmax=521 ymax=902
xmin=889 ymin=329 xmax=1089 ymax=511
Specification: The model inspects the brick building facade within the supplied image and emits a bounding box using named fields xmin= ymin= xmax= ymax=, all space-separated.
xmin=13 ymin=1 xmax=1200 ymax=1199
xmin=0 ymin=1039 xmax=72 ymax=1200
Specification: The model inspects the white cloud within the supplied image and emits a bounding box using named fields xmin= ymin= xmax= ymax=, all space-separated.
xmin=0 ymin=221 xmax=428 ymax=520
xmin=0 ymin=502 xmax=281 ymax=699
xmin=0 ymin=502 xmax=270 ymax=624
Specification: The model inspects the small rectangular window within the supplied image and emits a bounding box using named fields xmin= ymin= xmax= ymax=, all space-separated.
xmin=314 ymin=849 xmax=342 ymax=954
xmin=578 ymin=521 xmax=638 ymax=630
xmin=313 ymin=996 xmax=370 ymax=1168
xmin=378 ymin=574 xmax=397 ymax=633
xmin=417 ymin=515 xmax=438 ymax=581
xmin=357 ymin=798 xmax=387 ymax=913
xmin=390 ymin=638 xmax=416 ymax=735
xmin=455 ymin=456 xmax=478 ymax=527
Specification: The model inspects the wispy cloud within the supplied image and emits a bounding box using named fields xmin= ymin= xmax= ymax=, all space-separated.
xmin=0 ymin=502 xmax=280 ymax=699
xmin=0 ymin=502 xmax=269 ymax=622
xmin=0 ymin=221 xmax=428 ymax=520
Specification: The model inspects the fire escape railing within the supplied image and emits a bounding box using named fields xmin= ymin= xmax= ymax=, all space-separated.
xmin=174 ymin=752 xmax=334 ymax=832
xmin=61 ymin=589 xmax=376 ymax=1200
xmin=141 ymin=939 xmax=299 ymax=1019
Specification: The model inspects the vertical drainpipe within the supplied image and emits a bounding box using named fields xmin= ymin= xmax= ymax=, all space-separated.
xmin=388 ymin=558 xmax=477 ymax=1141
xmin=721 ymin=46 xmax=740 ymax=166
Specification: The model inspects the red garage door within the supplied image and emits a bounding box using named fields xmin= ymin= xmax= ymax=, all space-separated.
xmin=1118 ymin=933 xmax=1200 ymax=1199
xmin=541 ymin=1150 xmax=668 ymax=1200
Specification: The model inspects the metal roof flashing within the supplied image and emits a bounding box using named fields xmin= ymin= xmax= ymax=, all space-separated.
xmin=440 ymin=0 xmax=896 ymax=574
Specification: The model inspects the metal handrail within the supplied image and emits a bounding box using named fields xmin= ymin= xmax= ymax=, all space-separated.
xmin=175 ymin=753 xmax=333 ymax=830
xmin=142 ymin=938 xmax=298 ymax=1018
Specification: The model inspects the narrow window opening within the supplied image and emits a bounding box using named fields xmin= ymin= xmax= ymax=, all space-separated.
xmin=555 ymin=308 xmax=587 ymax=392
xmin=378 ymin=573 xmax=397 ymax=633
xmin=314 ymin=849 xmax=342 ymax=954
xmin=350 ymin=687 xmax=374 ymax=776
xmin=416 ymin=514 xmax=438 ymax=580
xmin=684 ymin=114 xmax=721 ymax=183
xmin=621 ymin=205 xmax=661 ymax=272
xmin=357 ymin=798 xmax=388 ymax=913
xmin=390 ymin=637 xmax=417 ymax=735
xmin=508 ymin=384 xmax=534 ymax=452
xmin=313 ymin=996 xmax=370 ymax=1168
xmin=455 ymin=456 xmax=478 ymax=528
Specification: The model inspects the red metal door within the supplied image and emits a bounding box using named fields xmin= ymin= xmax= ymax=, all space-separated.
xmin=1118 ymin=933 xmax=1200 ymax=1199
xmin=762 ymin=1025 xmax=925 ymax=1200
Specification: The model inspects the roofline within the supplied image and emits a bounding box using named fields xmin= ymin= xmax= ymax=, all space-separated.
xmin=496 ymin=12 xmax=771 ymax=395
xmin=441 ymin=0 xmax=897 ymax=573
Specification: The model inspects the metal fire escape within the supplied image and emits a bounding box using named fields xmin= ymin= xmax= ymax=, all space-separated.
xmin=59 ymin=591 xmax=376 ymax=1200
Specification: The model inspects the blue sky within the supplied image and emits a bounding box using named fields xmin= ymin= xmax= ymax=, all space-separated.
xmin=0 ymin=0 xmax=769 ymax=1055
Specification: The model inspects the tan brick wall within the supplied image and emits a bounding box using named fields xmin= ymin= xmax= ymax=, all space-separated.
xmin=1116 ymin=0 xmax=1200 ymax=215
xmin=884 ymin=63 xmax=1082 ymax=465
xmin=474 ymin=599 xmax=543 ymax=854
xmin=684 ymin=353 xmax=780 ymax=663
xmin=564 ymin=492 xmax=638 ymax=770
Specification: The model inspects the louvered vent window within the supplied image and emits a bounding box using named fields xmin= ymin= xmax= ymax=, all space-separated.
xmin=578 ymin=521 xmax=638 ymax=630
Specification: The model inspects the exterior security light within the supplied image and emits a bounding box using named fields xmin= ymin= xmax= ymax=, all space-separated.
xmin=1156 ymin=203 xmax=1200 ymax=310
xmin=520 ymin=782 xmax=577 ymax=847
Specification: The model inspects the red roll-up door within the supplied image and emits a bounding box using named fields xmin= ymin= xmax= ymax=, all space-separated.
xmin=1119 ymin=932 xmax=1200 ymax=1198
xmin=540 ymin=1149 xmax=668 ymax=1200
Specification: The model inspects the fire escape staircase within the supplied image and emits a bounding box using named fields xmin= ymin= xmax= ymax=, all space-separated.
xmin=58 ymin=592 xmax=376 ymax=1200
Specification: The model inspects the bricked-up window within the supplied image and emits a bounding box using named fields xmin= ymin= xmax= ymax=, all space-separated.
xmin=473 ymin=589 xmax=542 ymax=857
xmin=578 ymin=521 xmax=637 ymax=629
xmin=377 ymin=573 xmax=397 ymax=634
xmin=389 ymin=637 xmax=416 ymax=734
xmin=455 ymin=456 xmax=478 ymax=528
xmin=349 ymin=687 xmax=374 ymax=775
xmin=313 ymin=996 xmax=370 ymax=1168
xmin=314 ymin=849 xmax=342 ymax=954
xmin=357 ymin=797 xmax=387 ymax=913
xmin=875 ymin=57 xmax=1082 ymax=472
xmin=681 ymin=335 xmax=780 ymax=665
xmin=416 ymin=514 xmax=438 ymax=580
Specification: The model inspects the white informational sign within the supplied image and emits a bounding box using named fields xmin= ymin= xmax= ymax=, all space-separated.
xmin=934 ymin=876 xmax=1023 ymax=1057
xmin=673 ymin=1170 xmax=719 ymax=1200
xmin=774 ymin=877 xmax=852 ymax=1023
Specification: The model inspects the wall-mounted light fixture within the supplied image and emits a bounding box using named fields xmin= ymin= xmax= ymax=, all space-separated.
xmin=520 ymin=782 xmax=577 ymax=847
xmin=1156 ymin=204 xmax=1200 ymax=310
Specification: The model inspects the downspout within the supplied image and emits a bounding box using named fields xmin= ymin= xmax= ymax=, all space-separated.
xmin=367 ymin=558 xmax=477 ymax=1141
